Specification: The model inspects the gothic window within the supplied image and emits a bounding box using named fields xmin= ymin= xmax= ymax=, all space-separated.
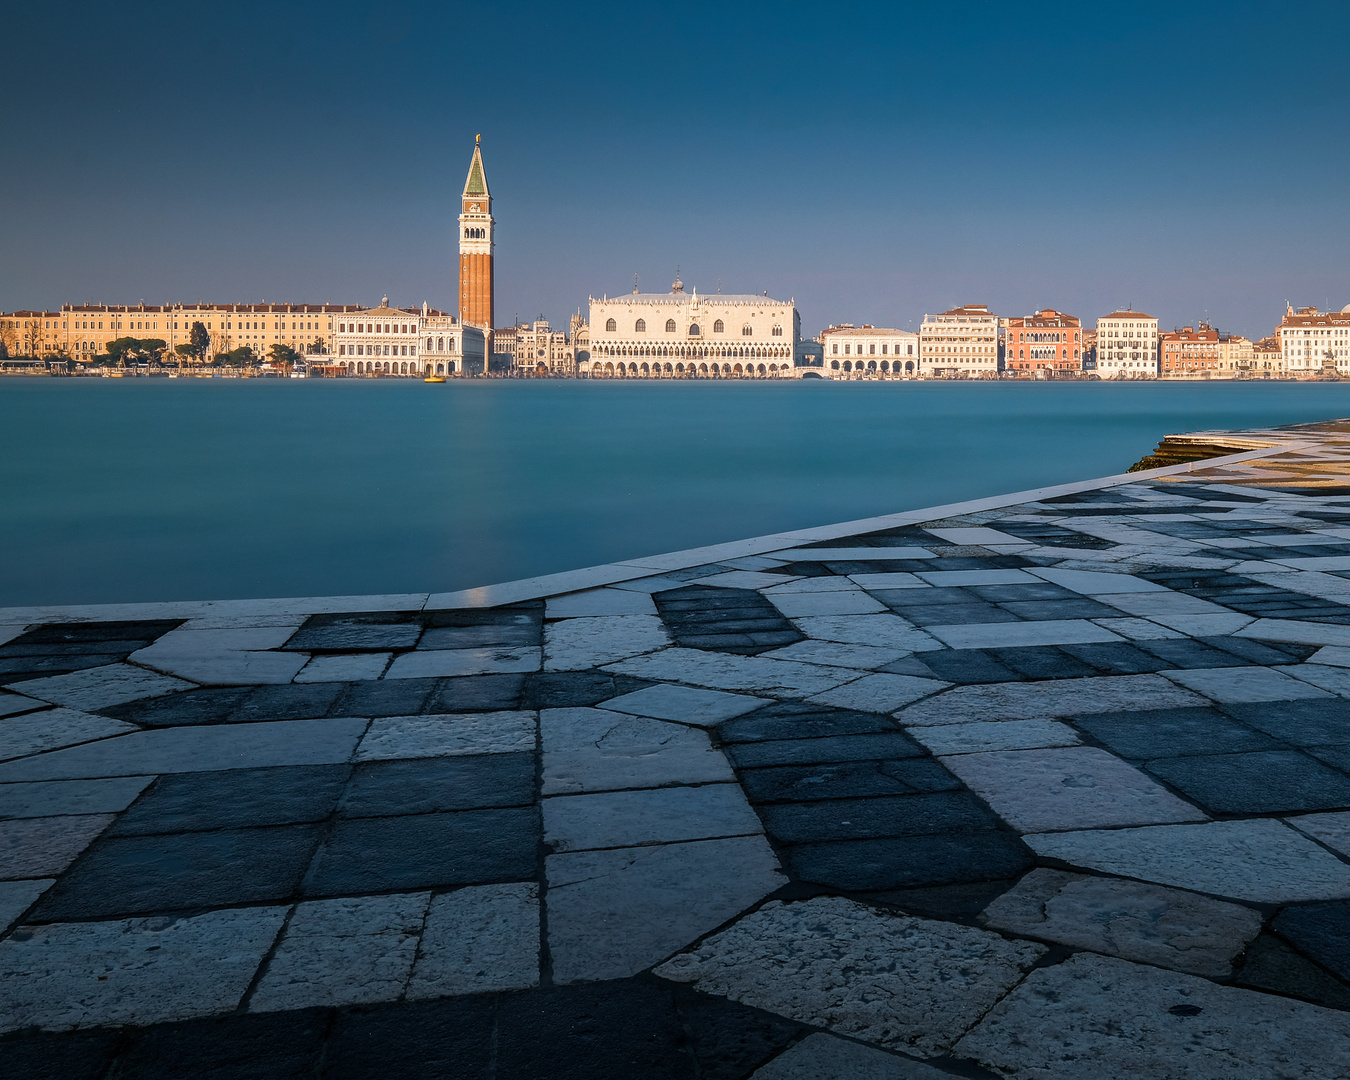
xmin=665 ymin=319 xmax=676 ymax=333
xmin=772 ymin=325 xmax=783 ymax=337
xmin=741 ymin=325 xmax=753 ymax=336
xmin=713 ymin=320 xmax=724 ymax=333
xmin=688 ymin=323 xmax=701 ymax=336
xmin=605 ymin=318 xmax=617 ymax=332
xmin=635 ymin=319 xmax=646 ymax=333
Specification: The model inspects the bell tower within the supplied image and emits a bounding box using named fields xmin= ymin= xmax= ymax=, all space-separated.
xmin=458 ymin=135 xmax=494 ymax=332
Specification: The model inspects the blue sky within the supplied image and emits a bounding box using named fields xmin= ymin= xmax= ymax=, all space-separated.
xmin=2 ymin=0 xmax=1347 ymax=339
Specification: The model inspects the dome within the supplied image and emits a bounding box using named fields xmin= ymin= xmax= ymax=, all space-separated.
xmin=1341 ymin=303 xmax=1350 ymax=313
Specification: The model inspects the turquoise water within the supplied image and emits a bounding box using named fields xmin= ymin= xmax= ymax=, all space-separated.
xmin=2 ymin=377 xmax=1349 ymax=608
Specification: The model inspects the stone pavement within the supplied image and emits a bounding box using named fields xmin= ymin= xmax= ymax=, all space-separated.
xmin=6 ymin=423 xmax=1350 ymax=1077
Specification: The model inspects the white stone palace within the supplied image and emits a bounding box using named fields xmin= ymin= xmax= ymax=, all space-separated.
xmin=579 ymin=278 xmax=800 ymax=378
xmin=331 ymin=299 xmax=486 ymax=377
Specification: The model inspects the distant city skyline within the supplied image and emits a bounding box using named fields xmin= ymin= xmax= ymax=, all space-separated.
xmin=3 ymin=0 xmax=1348 ymax=341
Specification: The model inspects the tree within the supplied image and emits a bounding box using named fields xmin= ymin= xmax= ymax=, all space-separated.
xmin=267 ymin=343 xmax=300 ymax=370
xmin=188 ymin=321 xmax=211 ymax=365
xmin=139 ymin=338 xmax=167 ymax=364
xmin=174 ymin=343 xmax=195 ymax=363
xmin=214 ymin=346 xmax=255 ymax=367
xmin=0 ymin=321 xmax=16 ymax=358
xmin=105 ymin=337 xmax=140 ymax=366
xmin=307 ymin=336 xmax=326 ymax=355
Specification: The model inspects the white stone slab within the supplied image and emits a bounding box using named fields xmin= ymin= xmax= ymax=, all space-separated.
xmin=847 ymin=573 xmax=930 ymax=590
xmin=541 ymin=707 xmax=735 ymax=794
xmin=1274 ymin=555 xmax=1350 ymax=570
xmin=0 ymin=776 xmax=153 ymax=820
xmin=607 ymin=649 xmax=857 ymax=698
xmin=1284 ymin=663 xmax=1350 ymax=696
xmin=1238 ymin=619 xmax=1350 ymax=647
xmin=1027 ymin=819 xmax=1350 ymax=903
xmin=384 ymin=646 xmax=541 ymax=679
xmin=940 ymin=747 xmax=1203 ymax=833
xmin=142 ymin=626 xmax=297 ymax=653
xmin=689 ymin=571 xmax=800 ymax=590
xmin=0 ymin=718 xmax=368 ymax=782
xmin=179 ymin=614 xmax=307 ymax=630
xmin=0 ymin=708 xmax=139 ymax=763
xmin=1146 ymin=612 xmax=1256 ymax=636
xmin=0 ymin=814 xmax=114 ymax=879
xmin=0 ymin=626 xmax=27 ymax=647
xmin=407 ymin=882 xmax=540 ymax=997
xmin=915 ymin=569 xmax=1037 ymax=586
xmin=1094 ymin=591 xmax=1234 ymax=618
xmin=768 ymin=590 xmax=889 ymax=617
xmin=1090 ymin=617 xmax=1186 ymax=640
xmin=0 ymin=879 xmax=52 ymax=932
xmin=547 ymin=836 xmax=785 ymax=984
xmin=1306 ymin=646 xmax=1350 ymax=668
xmin=14 ymin=664 xmax=195 ymax=710
xmin=134 ymin=648 xmax=308 ymax=686
xmin=543 ymin=783 xmax=762 ymax=852
xmin=546 ymin=588 xmax=658 ymax=617
xmin=761 ymin=641 xmax=909 ymax=670
xmin=542 ymin=615 xmax=669 ymax=671
xmin=250 ymin=892 xmax=430 ymax=1012
xmin=0 ymin=691 xmax=45 ymax=718
xmin=806 ymin=674 xmax=948 ymax=713
xmin=0 ymin=905 xmax=287 ymax=1033
xmin=294 ymin=653 xmax=391 ymax=682
xmin=599 ymin=683 xmax=766 ymax=727
xmin=898 ymin=674 xmax=1206 ymax=725
xmin=1286 ymin=811 xmax=1350 ymax=857
xmin=792 ymin=615 xmax=942 ymax=652
xmin=762 ymin=576 xmax=868 ymax=594
xmin=355 ymin=712 xmax=535 ymax=760
xmin=655 ymin=897 xmax=1045 ymax=1056
xmin=910 ymin=719 xmax=1081 ymax=756
xmin=772 ymin=547 xmax=935 ymax=561
xmin=1161 ymin=665 xmax=1333 ymax=703
xmin=1027 ymin=567 xmax=1169 ymax=594
xmin=926 ymin=619 xmax=1122 ymax=650
xmin=955 ymin=952 xmax=1350 ymax=1080
xmin=923 ymin=527 xmax=1026 ymax=545
xmin=749 ymin=1033 xmax=951 ymax=1080
xmin=981 ymin=868 xmax=1262 ymax=976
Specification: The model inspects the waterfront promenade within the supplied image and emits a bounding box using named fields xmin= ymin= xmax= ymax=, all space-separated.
xmin=5 ymin=421 xmax=1350 ymax=1077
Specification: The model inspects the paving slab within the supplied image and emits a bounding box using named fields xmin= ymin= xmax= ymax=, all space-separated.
xmin=924 ymin=527 xmax=1027 ymax=546
xmin=599 ymin=683 xmax=766 ymax=727
xmin=938 ymin=747 xmax=1203 ymax=833
xmin=768 ymin=590 xmax=889 ymax=617
xmin=981 ymin=868 xmax=1262 ymax=976
xmin=1238 ymin=618 xmax=1350 ymax=647
xmin=792 ymin=614 xmax=942 ymax=652
xmin=12 ymin=664 xmax=194 ymax=710
xmin=897 ymin=674 xmax=1206 ymax=725
xmin=354 ymin=711 xmax=535 ymax=760
xmin=0 ymin=708 xmax=139 ymax=762
xmin=384 ymin=646 xmax=541 ymax=679
xmin=773 ymin=547 xmax=934 ymax=561
xmin=1286 ymin=810 xmax=1350 ymax=857
xmin=1161 ymin=665 xmax=1334 ymax=703
xmin=909 ymin=718 xmax=1080 ymax=755
xmin=925 ymin=619 xmax=1122 ymax=650
xmin=846 ymin=573 xmax=930 ymax=590
xmin=0 ymin=775 xmax=153 ymax=820
xmin=915 ymin=569 xmax=1037 ymax=586
xmin=955 ymin=951 xmax=1350 ymax=1080
xmin=0 ymin=691 xmax=46 ymax=718
xmin=691 ymin=570 xmax=800 ymax=590
xmin=655 ymin=896 xmax=1045 ymax=1056
xmin=543 ymin=783 xmax=762 ymax=852
xmin=547 ymin=836 xmax=784 ymax=983
xmin=0 ymin=717 xmax=368 ymax=782
xmin=543 ymin=615 xmax=670 ymax=670
xmin=760 ymin=640 xmax=910 ymax=669
xmin=406 ymin=881 xmax=540 ymax=997
xmin=1027 ymin=567 xmax=1169 ymax=594
xmin=1028 ymin=819 xmax=1350 ymax=903
xmin=749 ymin=1033 xmax=951 ymax=1080
xmin=0 ymin=814 xmax=114 ymax=879
xmin=541 ymin=707 xmax=734 ymax=794
xmin=805 ymin=674 xmax=948 ymax=713
xmin=0 ymin=906 xmax=288 ymax=1033
xmin=249 ymin=892 xmax=430 ymax=1012
xmin=607 ymin=649 xmax=857 ymax=698
xmin=0 ymin=878 xmax=51 ymax=932
xmin=293 ymin=653 xmax=390 ymax=682
xmin=545 ymin=588 xmax=658 ymax=617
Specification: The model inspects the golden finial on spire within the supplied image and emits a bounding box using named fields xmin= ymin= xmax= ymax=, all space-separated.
xmin=476 ymin=133 xmax=481 ymax=144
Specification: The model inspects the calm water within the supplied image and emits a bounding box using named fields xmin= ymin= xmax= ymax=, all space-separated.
xmin=3 ymin=377 xmax=1350 ymax=608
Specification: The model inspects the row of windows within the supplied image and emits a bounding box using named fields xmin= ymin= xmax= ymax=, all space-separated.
xmin=602 ymin=318 xmax=782 ymax=337
xmin=830 ymin=342 xmax=914 ymax=355
xmin=338 ymin=322 xmax=414 ymax=334
xmin=338 ymin=344 xmax=417 ymax=357
xmin=601 ymin=345 xmax=791 ymax=359
xmin=463 ymin=227 xmax=487 ymax=239
xmin=830 ymin=359 xmax=916 ymax=373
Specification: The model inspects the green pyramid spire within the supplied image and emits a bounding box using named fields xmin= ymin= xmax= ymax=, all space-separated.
xmin=463 ymin=140 xmax=488 ymax=198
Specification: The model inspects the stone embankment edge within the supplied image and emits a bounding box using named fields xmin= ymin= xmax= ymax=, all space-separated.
xmin=0 ymin=437 xmax=1310 ymax=626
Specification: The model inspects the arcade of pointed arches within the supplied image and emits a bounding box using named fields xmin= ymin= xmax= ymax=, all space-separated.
xmin=337 ymin=359 xmax=459 ymax=376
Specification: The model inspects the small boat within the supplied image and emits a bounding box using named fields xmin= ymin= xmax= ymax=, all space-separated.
xmin=424 ymin=376 xmax=446 ymax=383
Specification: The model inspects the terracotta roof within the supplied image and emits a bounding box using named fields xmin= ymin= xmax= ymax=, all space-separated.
xmin=1098 ymin=310 xmax=1155 ymax=321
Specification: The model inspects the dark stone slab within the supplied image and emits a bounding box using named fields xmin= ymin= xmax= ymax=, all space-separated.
xmin=0 ymin=654 xmax=132 ymax=678
xmin=1234 ymin=932 xmax=1350 ymax=1011
xmin=718 ymin=702 xmax=901 ymax=743
xmin=342 ymin=753 xmax=535 ymax=817
xmin=998 ymin=599 xmax=1125 ymax=621
xmin=425 ymin=674 xmax=526 ymax=713
xmin=655 ymin=586 xmax=802 ymax=656
xmin=33 ymin=824 xmax=322 ymax=919
xmin=110 ymin=764 xmax=349 ymax=835
xmin=882 ymin=603 xmax=1021 ymax=627
xmin=419 ymin=622 xmax=540 ymax=649
xmin=6 ymin=620 xmax=181 ymax=646
xmin=1146 ymin=750 xmax=1350 ymax=814
xmin=0 ymin=1029 xmax=122 ymax=1080
xmin=323 ymin=995 xmax=495 ymax=1080
xmin=758 ymin=792 xmax=1002 ymax=844
xmin=118 ymin=1008 xmax=329 ymax=1080
xmin=1221 ymin=699 xmax=1350 ymax=746
xmin=0 ymin=640 xmax=157 ymax=657
xmin=495 ymin=980 xmax=695 ymax=1080
xmin=101 ymin=687 xmax=252 ymax=726
xmin=988 ymin=521 xmax=1115 ymax=548
xmin=332 ymin=678 xmax=438 ymax=717
xmin=423 ymin=602 xmax=543 ymax=628
xmin=1273 ymin=900 xmax=1350 ymax=982
xmin=1202 ymin=635 xmax=1317 ymax=665
xmin=306 ymin=807 xmax=539 ymax=894
xmin=879 ymin=656 xmax=945 ymax=678
xmin=738 ymin=759 xmax=960 ymax=803
xmin=1075 ymin=707 xmax=1279 ymax=759
xmin=233 ymin=683 xmax=347 ymax=722
xmin=786 ymin=832 xmax=1033 ymax=891
xmin=1135 ymin=638 xmax=1257 ymax=669
xmin=1059 ymin=642 xmax=1169 ymax=675
xmin=880 ymin=586 xmax=984 ymax=607
xmin=1309 ymin=744 xmax=1350 ymax=771
xmin=285 ymin=623 xmax=423 ymax=651
xmin=671 ymin=986 xmax=804 ymax=1080
xmin=866 ymin=878 xmax=1020 ymax=920
xmin=918 ymin=650 xmax=1024 ymax=685
xmin=968 ymin=582 xmax=1080 ymax=602
xmin=987 ymin=646 xmax=1099 ymax=681
xmin=726 ymin=733 xmax=926 ymax=769
xmin=522 ymin=671 xmax=651 ymax=709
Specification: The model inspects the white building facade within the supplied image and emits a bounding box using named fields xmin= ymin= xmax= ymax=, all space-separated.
xmin=918 ymin=305 xmax=999 ymax=378
xmin=580 ymin=280 xmax=799 ymax=378
xmin=1281 ymin=305 xmax=1350 ymax=377
xmin=819 ymin=324 xmax=918 ymax=378
xmin=331 ymin=299 xmax=485 ymax=376
xmin=1094 ymin=310 xmax=1159 ymax=379
xmin=507 ymin=320 xmax=576 ymax=376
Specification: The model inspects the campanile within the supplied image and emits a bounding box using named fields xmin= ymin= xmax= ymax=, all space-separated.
xmin=458 ymin=135 xmax=494 ymax=331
